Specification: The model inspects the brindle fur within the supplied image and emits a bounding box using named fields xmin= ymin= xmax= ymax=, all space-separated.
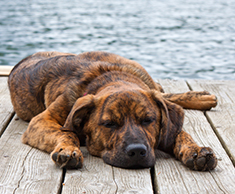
xmin=8 ymin=51 xmax=217 ymax=170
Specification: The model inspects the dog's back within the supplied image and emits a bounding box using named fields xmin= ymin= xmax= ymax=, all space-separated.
xmin=8 ymin=51 xmax=161 ymax=121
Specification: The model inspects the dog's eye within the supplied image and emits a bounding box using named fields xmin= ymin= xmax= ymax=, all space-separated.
xmin=103 ymin=121 xmax=118 ymax=129
xmin=141 ymin=117 xmax=154 ymax=126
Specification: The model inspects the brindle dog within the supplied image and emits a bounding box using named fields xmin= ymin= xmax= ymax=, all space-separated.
xmin=8 ymin=51 xmax=218 ymax=171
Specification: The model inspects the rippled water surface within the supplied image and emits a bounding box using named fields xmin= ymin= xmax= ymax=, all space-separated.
xmin=1 ymin=0 xmax=235 ymax=79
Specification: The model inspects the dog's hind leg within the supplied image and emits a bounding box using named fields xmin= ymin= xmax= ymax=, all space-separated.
xmin=162 ymin=91 xmax=217 ymax=110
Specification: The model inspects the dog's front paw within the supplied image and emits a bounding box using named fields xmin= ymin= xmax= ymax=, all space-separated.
xmin=182 ymin=147 xmax=217 ymax=171
xmin=51 ymin=145 xmax=84 ymax=169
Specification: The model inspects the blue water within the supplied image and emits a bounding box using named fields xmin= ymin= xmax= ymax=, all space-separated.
xmin=1 ymin=0 xmax=235 ymax=80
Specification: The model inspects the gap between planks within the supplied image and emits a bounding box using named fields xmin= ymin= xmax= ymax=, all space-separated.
xmin=186 ymin=80 xmax=235 ymax=166
xmin=153 ymin=79 xmax=235 ymax=194
xmin=187 ymin=79 xmax=235 ymax=167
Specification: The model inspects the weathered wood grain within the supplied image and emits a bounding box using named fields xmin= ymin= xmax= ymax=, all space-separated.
xmin=62 ymin=147 xmax=117 ymax=194
xmin=62 ymin=147 xmax=153 ymax=194
xmin=0 ymin=77 xmax=14 ymax=136
xmin=152 ymin=79 xmax=235 ymax=194
xmin=113 ymin=167 xmax=153 ymax=194
xmin=0 ymin=116 xmax=63 ymax=194
xmin=187 ymin=80 xmax=235 ymax=165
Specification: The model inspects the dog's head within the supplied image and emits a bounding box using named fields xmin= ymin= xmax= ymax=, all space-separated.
xmin=64 ymin=89 xmax=184 ymax=168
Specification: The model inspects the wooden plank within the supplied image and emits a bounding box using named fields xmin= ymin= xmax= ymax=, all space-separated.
xmin=152 ymin=79 xmax=235 ymax=194
xmin=0 ymin=77 xmax=14 ymax=136
xmin=113 ymin=167 xmax=153 ymax=194
xmin=0 ymin=116 xmax=63 ymax=194
xmin=0 ymin=65 xmax=13 ymax=76
xmin=62 ymin=147 xmax=153 ymax=194
xmin=187 ymin=80 xmax=235 ymax=165
xmin=62 ymin=147 xmax=117 ymax=194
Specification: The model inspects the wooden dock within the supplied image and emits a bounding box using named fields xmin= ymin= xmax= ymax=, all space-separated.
xmin=0 ymin=74 xmax=235 ymax=193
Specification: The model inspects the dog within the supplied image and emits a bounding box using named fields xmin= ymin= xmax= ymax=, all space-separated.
xmin=8 ymin=51 xmax=218 ymax=171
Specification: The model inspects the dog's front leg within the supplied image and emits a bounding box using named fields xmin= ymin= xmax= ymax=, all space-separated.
xmin=173 ymin=130 xmax=217 ymax=171
xmin=21 ymin=96 xmax=83 ymax=169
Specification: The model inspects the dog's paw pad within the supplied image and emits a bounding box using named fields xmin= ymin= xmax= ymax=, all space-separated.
xmin=51 ymin=146 xmax=83 ymax=169
xmin=185 ymin=147 xmax=217 ymax=171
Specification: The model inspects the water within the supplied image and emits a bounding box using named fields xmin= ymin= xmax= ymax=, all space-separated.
xmin=1 ymin=0 xmax=235 ymax=80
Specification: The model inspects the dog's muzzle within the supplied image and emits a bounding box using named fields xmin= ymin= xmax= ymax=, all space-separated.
xmin=102 ymin=143 xmax=156 ymax=169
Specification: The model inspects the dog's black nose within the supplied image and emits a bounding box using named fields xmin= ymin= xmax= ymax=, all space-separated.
xmin=126 ymin=144 xmax=147 ymax=160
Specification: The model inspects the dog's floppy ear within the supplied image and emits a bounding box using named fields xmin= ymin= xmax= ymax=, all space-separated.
xmin=150 ymin=90 xmax=184 ymax=153
xmin=63 ymin=94 xmax=95 ymax=132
